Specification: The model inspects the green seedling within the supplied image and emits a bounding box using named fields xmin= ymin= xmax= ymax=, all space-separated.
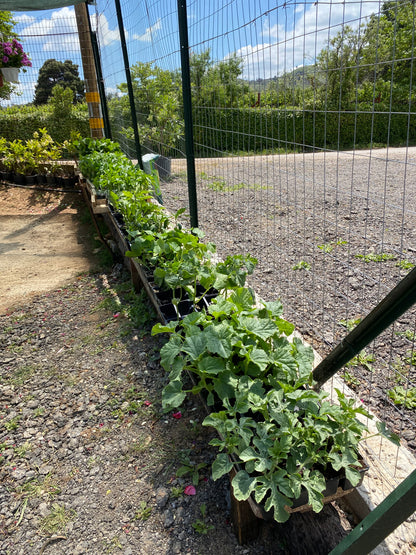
xmin=192 ymin=503 xmax=214 ymax=535
xmin=388 ymin=386 xmax=416 ymax=410
xmin=339 ymin=317 xmax=362 ymax=332
xmin=40 ymin=503 xmax=76 ymax=535
xmin=176 ymin=450 xmax=207 ymax=486
xmin=292 ymin=260 xmax=311 ymax=271
xmin=355 ymin=252 xmax=395 ymax=263
xmin=396 ymin=259 xmax=415 ymax=270
xmin=343 ymin=371 xmax=360 ymax=388
xmin=134 ymin=501 xmax=152 ymax=521
xmin=5 ymin=416 xmax=20 ymax=431
xmin=317 ymin=239 xmax=347 ymax=253
xmin=346 ymin=350 xmax=375 ymax=372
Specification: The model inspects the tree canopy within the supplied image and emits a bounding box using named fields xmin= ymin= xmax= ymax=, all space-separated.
xmin=34 ymin=59 xmax=84 ymax=105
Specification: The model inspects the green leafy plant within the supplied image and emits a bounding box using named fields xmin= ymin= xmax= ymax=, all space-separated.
xmin=396 ymin=259 xmax=415 ymax=270
xmin=134 ymin=501 xmax=152 ymax=521
xmin=395 ymin=329 xmax=416 ymax=342
xmin=355 ymin=252 xmax=395 ymax=263
xmin=176 ymin=450 xmax=207 ymax=486
xmin=388 ymin=386 xmax=416 ymax=409
xmin=317 ymin=239 xmax=347 ymax=253
xmin=343 ymin=371 xmax=360 ymax=388
xmin=40 ymin=503 xmax=76 ymax=535
xmin=346 ymin=350 xmax=375 ymax=372
xmin=339 ymin=317 xmax=361 ymax=332
xmin=192 ymin=504 xmax=214 ymax=534
xmin=5 ymin=416 xmax=20 ymax=431
xmin=292 ymin=260 xmax=311 ymax=271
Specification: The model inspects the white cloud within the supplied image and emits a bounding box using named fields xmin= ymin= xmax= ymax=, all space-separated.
xmin=233 ymin=0 xmax=379 ymax=79
xmin=96 ymin=13 xmax=124 ymax=47
xmin=133 ymin=18 xmax=161 ymax=42
xmin=19 ymin=7 xmax=80 ymax=53
xmin=14 ymin=14 xmax=36 ymax=25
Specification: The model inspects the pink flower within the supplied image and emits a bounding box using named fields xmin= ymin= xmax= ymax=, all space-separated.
xmin=143 ymin=400 xmax=152 ymax=407
xmin=184 ymin=485 xmax=196 ymax=496
xmin=113 ymin=312 xmax=120 ymax=318
xmin=172 ymin=411 xmax=182 ymax=419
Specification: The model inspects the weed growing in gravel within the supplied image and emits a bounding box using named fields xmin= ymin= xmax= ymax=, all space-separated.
xmin=192 ymin=504 xmax=214 ymax=535
xmin=396 ymin=259 xmax=415 ymax=270
xmin=317 ymin=239 xmax=347 ymax=253
xmin=343 ymin=371 xmax=361 ymax=389
xmin=170 ymin=486 xmax=183 ymax=499
xmin=388 ymin=386 xmax=416 ymax=409
xmin=355 ymin=252 xmax=395 ymax=263
xmin=292 ymin=260 xmax=311 ymax=271
xmin=346 ymin=350 xmax=375 ymax=372
xmin=176 ymin=450 xmax=207 ymax=486
xmin=2 ymin=364 xmax=37 ymax=386
xmin=405 ymin=351 xmax=416 ymax=365
xmin=14 ymin=441 xmax=32 ymax=458
xmin=134 ymin=501 xmax=152 ymax=521
xmin=396 ymin=329 xmax=416 ymax=342
xmin=339 ymin=317 xmax=362 ymax=332
xmin=19 ymin=474 xmax=61 ymax=499
xmin=102 ymin=535 xmax=123 ymax=553
xmin=5 ymin=416 xmax=20 ymax=431
xmin=39 ymin=503 xmax=76 ymax=535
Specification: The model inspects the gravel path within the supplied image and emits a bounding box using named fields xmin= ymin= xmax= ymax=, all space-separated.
xmin=0 ymin=188 xmax=354 ymax=554
xmin=167 ymin=148 xmax=416 ymax=455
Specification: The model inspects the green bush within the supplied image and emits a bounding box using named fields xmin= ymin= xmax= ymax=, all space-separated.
xmin=0 ymin=103 xmax=89 ymax=144
xmin=193 ymin=107 xmax=416 ymax=155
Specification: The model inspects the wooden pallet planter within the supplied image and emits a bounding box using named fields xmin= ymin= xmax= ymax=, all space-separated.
xmin=229 ymin=457 xmax=368 ymax=545
xmin=83 ymin=178 xmax=108 ymax=214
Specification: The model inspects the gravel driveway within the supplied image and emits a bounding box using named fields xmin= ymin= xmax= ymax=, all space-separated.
xmin=167 ymin=147 xmax=416 ymax=455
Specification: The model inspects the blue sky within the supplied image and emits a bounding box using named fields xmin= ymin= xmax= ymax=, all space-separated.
xmin=3 ymin=0 xmax=379 ymax=105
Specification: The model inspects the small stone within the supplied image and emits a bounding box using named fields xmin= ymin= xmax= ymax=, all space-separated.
xmin=38 ymin=502 xmax=49 ymax=517
xmin=155 ymin=487 xmax=169 ymax=509
xmin=164 ymin=510 xmax=174 ymax=528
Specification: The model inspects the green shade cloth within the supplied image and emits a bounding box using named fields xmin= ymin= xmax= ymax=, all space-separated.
xmin=0 ymin=0 xmax=89 ymax=10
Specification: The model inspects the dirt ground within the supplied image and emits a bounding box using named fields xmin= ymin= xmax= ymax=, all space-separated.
xmin=0 ymin=182 xmax=360 ymax=555
xmin=0 ymin=184 xmax=103 ymax=313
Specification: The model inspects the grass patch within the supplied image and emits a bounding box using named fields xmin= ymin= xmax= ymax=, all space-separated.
xmin=40 ymin=503 xmax=76 ymax=535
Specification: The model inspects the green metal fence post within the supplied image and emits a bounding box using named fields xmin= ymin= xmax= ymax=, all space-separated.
xmin=114 ymin=0 xmax=144 ymax=170
xmin=313 ymin=267 xmax=416 ymax=389
xmin=177 ymin=0 xmax=198 ymax=228
xmin=329 ymin=468 xmax=416 ymax=555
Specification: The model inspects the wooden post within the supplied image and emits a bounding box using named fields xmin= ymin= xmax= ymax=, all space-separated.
xmin=75 ymin=3 xmax=104 ymax=139
xmin=229 ymin=470 xmax=260 ymax=544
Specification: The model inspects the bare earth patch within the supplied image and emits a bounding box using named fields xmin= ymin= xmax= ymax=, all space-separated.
xmin=0 ymin=184 xmax=102 ymax=313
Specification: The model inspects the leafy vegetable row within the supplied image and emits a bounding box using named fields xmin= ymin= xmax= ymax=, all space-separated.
xmin=76 ymin=140 xmax=398 ymax=524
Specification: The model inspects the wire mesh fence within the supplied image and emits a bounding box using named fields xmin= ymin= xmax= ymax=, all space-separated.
xmin=0 ymin=8 xmax=88 ymax=142
xmin=93 ymin=0 xmax=416 ymax=488
xmin=1 ymin=0 xmax=415 ymax=519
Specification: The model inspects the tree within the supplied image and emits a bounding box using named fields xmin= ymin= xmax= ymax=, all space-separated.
xmin=34 ymin=59 xmax=84 ymax=105
xmin=189 ymin=49 xmax=249 ymax=108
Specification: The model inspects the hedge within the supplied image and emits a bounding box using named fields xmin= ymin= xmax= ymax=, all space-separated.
xmin=1 ymin=103 xmax=414 ymax=155
xmin=0 ymin=104 xmax=90 ymax=144
xmin=193 ymin=107 xmax=416 ymax=155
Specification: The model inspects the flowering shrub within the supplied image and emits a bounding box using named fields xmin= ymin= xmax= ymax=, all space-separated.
xmin=0 ymin=39 xmax=32 ymax=70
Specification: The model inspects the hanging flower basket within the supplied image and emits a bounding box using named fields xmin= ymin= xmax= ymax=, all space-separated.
xmin=1 ymin=67 xmax=19 ymax=83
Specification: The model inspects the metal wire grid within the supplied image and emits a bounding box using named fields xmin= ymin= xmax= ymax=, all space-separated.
xmin=1 ymin=9 xmax=83 ymax=107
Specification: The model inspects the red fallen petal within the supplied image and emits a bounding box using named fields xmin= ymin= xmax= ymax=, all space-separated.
xmin=184 ymin=485 xmax=196 ymax=496
xmin=113 ymin=313 xmax=120 ymax=318
xmin=144 ymin=400 xmax=152 ymax=406
xmin=172 ymin=411 xmax=182 ymax=419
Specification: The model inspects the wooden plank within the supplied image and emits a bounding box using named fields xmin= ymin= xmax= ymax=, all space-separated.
xmin=329 ymin=468 xmax=416 ymax=555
